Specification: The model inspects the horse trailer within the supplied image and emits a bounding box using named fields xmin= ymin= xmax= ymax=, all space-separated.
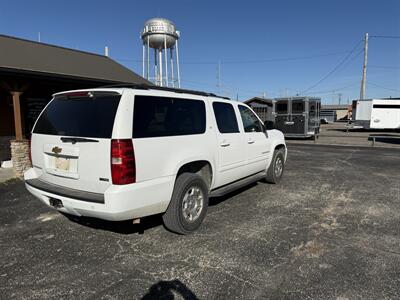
xmin=352 ymin=98 xmax=400 ymax=130
xmin=245 ymin=96 xmax=321 ymax=138
xmin=273 ymin=97 xmax=321 ymax=138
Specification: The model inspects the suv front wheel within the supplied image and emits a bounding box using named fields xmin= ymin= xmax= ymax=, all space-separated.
xmin=265 ymin=149 xmax=285 ymax=184
xmin=163 ymin=173 xmax=209 ymax=234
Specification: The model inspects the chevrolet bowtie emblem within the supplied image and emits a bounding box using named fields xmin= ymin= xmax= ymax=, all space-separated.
xmin=52 ymin=146 xmax=62 ymax=154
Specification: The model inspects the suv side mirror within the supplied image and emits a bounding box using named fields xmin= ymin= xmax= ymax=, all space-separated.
xmin=264 ymin=120 xmax=275 ymax=130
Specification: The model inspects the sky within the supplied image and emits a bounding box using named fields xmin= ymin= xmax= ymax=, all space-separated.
xmin=1 ymin=0 xmax=399 ymax=103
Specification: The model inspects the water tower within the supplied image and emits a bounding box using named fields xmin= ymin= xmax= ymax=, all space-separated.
xmin=141 ymin=18 xmax=181 ymax=87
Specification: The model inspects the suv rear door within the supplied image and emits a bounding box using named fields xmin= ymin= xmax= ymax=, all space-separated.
xmin=31 ymin=90 xmax=122 ymax=194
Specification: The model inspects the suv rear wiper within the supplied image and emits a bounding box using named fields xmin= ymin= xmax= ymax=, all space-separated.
xmin=60 ymin=137 xmax=99 ymax=144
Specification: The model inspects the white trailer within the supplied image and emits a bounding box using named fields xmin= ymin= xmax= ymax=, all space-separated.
xmin=352 ymin=98 xmax=400 ymax=129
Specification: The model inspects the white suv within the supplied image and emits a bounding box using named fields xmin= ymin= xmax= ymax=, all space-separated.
xmin=24 ymin=85 xmax=286 ymax=234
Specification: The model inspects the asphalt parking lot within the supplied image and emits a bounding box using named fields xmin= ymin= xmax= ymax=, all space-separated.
xmin=0 ymin=144 xmax=399 ymax=299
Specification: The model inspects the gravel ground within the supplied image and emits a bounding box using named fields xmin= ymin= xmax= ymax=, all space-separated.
xmin=0 ymin=168 xmax=14 ymax=183
xmin=0 ymin=144 xmax=399 ymax=299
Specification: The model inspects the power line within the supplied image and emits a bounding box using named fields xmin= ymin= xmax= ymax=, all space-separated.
xmin=333 ymin=48 xmax=364 ymax=73
xmin=300 ymin=40 xmax=364 ymax=94
xmin=370 ymin=35 xmax=400 ymax=39
xmin=369 ymin=65 xmax=400 ymax=69
xmin=114 ymin=50 xmax=357 ymax=66
xmin=181 ymin=79 xmax=263 ymax=95
xmin=215 ymin=51 xmax=351 ymax=65
xmin=368 ymin=82 xmax=400 ymax=93
xmin=306 ymin=81 xmax=361 ymax=95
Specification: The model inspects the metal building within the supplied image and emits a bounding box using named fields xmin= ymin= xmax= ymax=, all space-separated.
xmin=321 ymin=104 xmax=350 ymax=122
xmin=244 ymin=97 xmax=274 ymax=122
xmin=320 ymin=109 xmax=337 ymax=123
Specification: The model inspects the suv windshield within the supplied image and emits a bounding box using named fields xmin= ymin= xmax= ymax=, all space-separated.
xmin=33 ymin=92 xmax=121 ymax=138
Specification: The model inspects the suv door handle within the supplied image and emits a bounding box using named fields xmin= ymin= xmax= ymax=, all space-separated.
xmin=248 ymin=139 xmax=255 ymax=144
xmin=220 ymin=141 xmax=230 ymax=147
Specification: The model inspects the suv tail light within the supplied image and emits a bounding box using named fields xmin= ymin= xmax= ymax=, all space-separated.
xmin=111 ymin=139 xmax=136 ymax=185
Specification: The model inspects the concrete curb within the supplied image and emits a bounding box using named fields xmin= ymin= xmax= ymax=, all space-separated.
xmin=285 ymin=141 xmax=400 ymax=150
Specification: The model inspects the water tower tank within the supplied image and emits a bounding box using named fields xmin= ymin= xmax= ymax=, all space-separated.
xmin=141 ymin=18 xmax=179 ymax=49
xmin=141 ymin=17 xmax=181 ymax=88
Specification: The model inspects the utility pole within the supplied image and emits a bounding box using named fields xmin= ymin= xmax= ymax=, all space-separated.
xmin=216 ymin=60 xmax=222 ymax=94
xmin=360 ymin=33 xmax=369 ymax=99
xmin=338 ymin=93 xmax=342 ymax=105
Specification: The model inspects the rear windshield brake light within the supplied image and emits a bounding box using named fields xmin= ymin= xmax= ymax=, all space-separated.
xmin=61 ymin=91 xmax=92 ymax=98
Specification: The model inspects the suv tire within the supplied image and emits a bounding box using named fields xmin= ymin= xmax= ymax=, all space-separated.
xmin=163 ymin=173 xmax=209 ymax=234
xmin=265 ymin=149 xmax=285 ymax=184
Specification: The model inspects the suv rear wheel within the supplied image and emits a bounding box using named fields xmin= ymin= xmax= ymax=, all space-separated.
xmin=265 ymin=149 xmax=285 ymax=184
xmin=163 ymin=173 xmax=209 ymax=234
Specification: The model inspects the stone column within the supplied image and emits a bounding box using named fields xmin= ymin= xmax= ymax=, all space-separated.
xmin=9 ymin=90 xmax=31 ymax=177
xmin=10 ymin=139 xmax=31 ymax=177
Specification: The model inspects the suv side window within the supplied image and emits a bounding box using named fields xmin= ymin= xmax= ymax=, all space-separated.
xmin=212 ymin=102 xmax=240 ymax=133
xmin=238 ymin=105 xmax=263 ymax=133
xmin=133 ymin=96 xmax=206 ymax=138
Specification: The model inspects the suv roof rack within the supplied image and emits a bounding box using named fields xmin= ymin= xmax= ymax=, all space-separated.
xmin=98 ymin=83 xmax=230 ymax=100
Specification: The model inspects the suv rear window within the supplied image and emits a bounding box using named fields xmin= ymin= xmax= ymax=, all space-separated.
xmin=133 ymin=96 xmax=206 ymax=138
xmin=212 ymin=102 xmax=239 ymax=133
xmin=33 ymin=92 xmax=121 ymax=138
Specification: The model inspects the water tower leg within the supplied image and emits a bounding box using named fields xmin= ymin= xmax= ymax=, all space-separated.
xmin=164 ymin=34 xmax=168 ymax=87
xmin=159 ymin=49 xmax=163 ymax=87
xmin=176 ymin=40 xmax=181 ymax=88
xmin=170 ymin=48 xmax=175 ymax=88
xmin=147 ymin=38 xmax=150 ymax=80
xmin=142 ymin=43 xmax=145 ymax=78
xmin=154 ymin=49 xmax=158 ymax=85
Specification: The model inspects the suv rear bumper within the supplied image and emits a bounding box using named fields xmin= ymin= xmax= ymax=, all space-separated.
xmin=26 ymin=179 xmax=104 ymax=203
xmin=24 ymin=168 xmax=175 ymax=221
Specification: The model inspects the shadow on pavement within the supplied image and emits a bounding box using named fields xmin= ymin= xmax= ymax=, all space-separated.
xmin=209 ymin=182 xmax=257 ymax=206
xmin=63 ymin=213 xmax=164 ymax=234
xmin=142 ymin=279 xmax=198 ymax=300
xmin=63 ymin=182 xmax=260 ymax=234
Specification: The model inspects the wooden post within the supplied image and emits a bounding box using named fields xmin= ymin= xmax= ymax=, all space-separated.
xmin=11 ymin=91 xmax=23 ymax=140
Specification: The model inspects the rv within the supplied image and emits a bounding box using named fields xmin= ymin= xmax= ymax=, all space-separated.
xmin=352 ymin=98 xmax=400 ymax=130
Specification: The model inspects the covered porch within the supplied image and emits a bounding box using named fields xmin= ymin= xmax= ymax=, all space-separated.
xmin=0 ymin=34 xmax=150 ymax=176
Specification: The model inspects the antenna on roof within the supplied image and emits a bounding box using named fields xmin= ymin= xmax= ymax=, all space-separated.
xmin=38 ymin=32 xmax=41 ymax=43
xmin=104 ymin=46 xmax=109 ymax=57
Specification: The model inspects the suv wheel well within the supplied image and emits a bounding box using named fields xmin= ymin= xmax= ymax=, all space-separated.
xmin=177 ymin=161 xmax=212 ymax=190
xmin=275 ymin=144 xmax=286 ymax=154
